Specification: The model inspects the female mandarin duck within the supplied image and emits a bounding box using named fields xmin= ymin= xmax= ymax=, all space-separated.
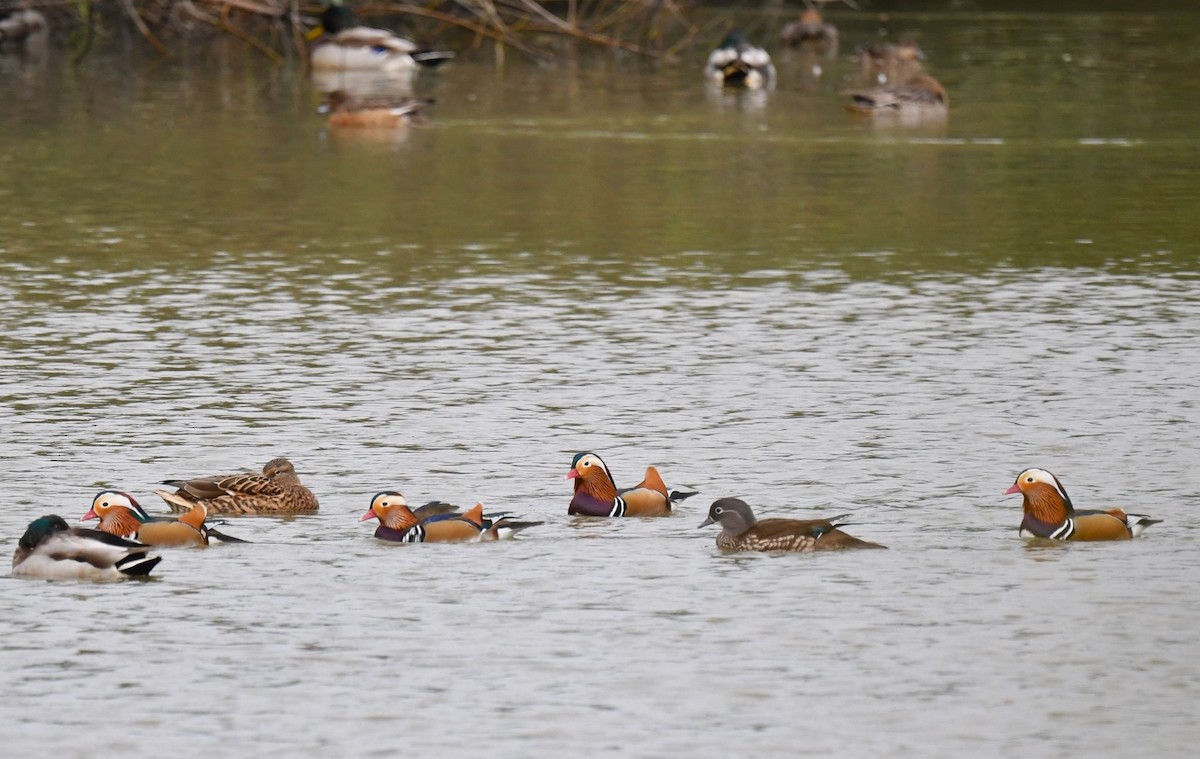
xmin=319 ymin=90 xmax=433 ymax=128
xmin=699 ymin=498 xmax=887 ymax=553
xmin=705 ymin=31 xmax=776 ymax=90
xmin=1005 ymin=468 xmax=1160 ymax=541
xmin=566 ymin=452 xmax=696 ymax=517
xmin=846 ymin=73 xmax=948 ymax=120
xmin=360 ymin=492 xmax=542 ymax=543
xmin=155 ymin=457 xmax=319 ymax=515
xmin=309 ymin=1 xmax=454 ymax=72
xmin=12 ymin=515 xmax=162 ymax=580
xmin=81 ymin=491 xmax=247 ymax=547
xmin=781 ymin=9 xmax=838 ymax=50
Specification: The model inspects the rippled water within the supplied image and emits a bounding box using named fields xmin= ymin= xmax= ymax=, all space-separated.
xmin=2 ymin=5 xmax=1200 ymax=757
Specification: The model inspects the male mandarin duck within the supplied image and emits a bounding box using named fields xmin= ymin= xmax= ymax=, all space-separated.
xmin=360 ymin=492 xmax=542 ymax=543
xmin=781 ymin=9 xmax=838 ymax=49
xmin=699 ymin=498 xmax=887 ymax=553
xmin=846 ymin=73 xmax=948 ymax=119
xmin=1005 ymin=468 xmax=1160 ymax=541
xmin=81 ymin=490 xmax=247 ymax=547
xmin=12 ymin=515 xmax=162 ymax=580
xmin=309 ymin=1 xmax=454 ymax=72
xmin=155 ymin=457 xmax=319 ymax=515
xmin=319 ymin=90 xmax=434 ymax=128
xmin=566 ymin=452 xmax=696 ymax=518
xmin=853 ymin=40 xmax=926 ymax=82
xmin=705 ymin=31 xmax=776 ymax=90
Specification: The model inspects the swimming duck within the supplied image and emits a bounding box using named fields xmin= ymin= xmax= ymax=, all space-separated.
xmin=705 ymin=31 xmax=776 ymax=90
xmin=309 ymin=1 xmax=454 ymax=72
xmin=360 ymin=492 xmax=542 ymax=542
xmin=155 ymin=457 xmax=319 ymax=515
xmin=319 ymin=90 xmax=433 ymax=128
xmin=12 ymin=515 xmax=162 ymax=580
xmin=81 ymin=490 xmax=247 ymax=547
xmin=846 ymin=73 xmax=948 ymax=119
xmin=853 ymin=40 xmax=926 ymax=82
xmin=566 ymin=452 xmax=696 ymax=517
xmin=699 ymin=498 xmax=887 ymax=552
xmin=781 ymin=9 xmax=838 ymax=49
xmin=1005 ymin=468 xmax=1160 ymax=541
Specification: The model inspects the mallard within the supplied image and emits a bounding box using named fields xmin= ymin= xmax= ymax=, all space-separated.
xmin=12 ymin=515 xmax=162 ymax=580
xmin=309 ymin=1 xmax=454 ymax=72
xmin=846 ymin=73 xmax=948 ymax=120
xmin=155 ymin=457 xmax=319 ymax=515
xmin=705 ymin=31 xmax=776 ymax=90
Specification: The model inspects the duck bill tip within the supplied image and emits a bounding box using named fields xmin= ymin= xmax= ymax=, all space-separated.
xmin=698 ymin=516 xmax=714 ymax=529
xmin=81 ymin=509 xmax=98 ymax=521
xmin=565 ymin=468 xmax=580 ymax=480
xmin=358 ymin=510 xmax=379 ymax=523
xmin=1003 ymin=483 xmax=1021 ymax=495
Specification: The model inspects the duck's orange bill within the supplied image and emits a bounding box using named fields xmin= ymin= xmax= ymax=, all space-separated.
xmin=1003 ymin=483 xmax=1020 ymax=495
xmin=359 ymin=509 xmax=379 ymax=522
xmin=565 ymin=468 xmax=580 ymax=480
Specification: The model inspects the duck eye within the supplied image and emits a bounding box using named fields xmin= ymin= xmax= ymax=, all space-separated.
xmin=102 ymin=502 xmax=109 ymax=507
xmin=1025 ymin=477 xmax=1034 ymax=483
xmin=714 ymin=507 xmax=723 ymax=514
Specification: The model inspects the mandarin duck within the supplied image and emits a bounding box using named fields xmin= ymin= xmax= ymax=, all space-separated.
xmin=705 ymin=31 xmax=776 ymax=90
xmin=853 ymin=40 xmax=926 ymax=82
xmin=1005 ymin=468 xmax=1160 ymax=541
xmin=360 ymin=492 xmax=542 ymax=543
xmin=319 ymin=90 xmax=434 ymax=128
xmin=781 ymin=9 xmax=838 ymax=50
xmin=309 ymin=1 xmax=454 ymax=72
xmin=12 ymin=515 xmax=162 ymax=580
xmin=566 ymin=452 xmax=696 ymax=518
xmin=155 ymin=457 xmax=319 ymax=515
xmin=699 ymin=498 xmax=887 ymax=553
xmin=846 ymin=73 xmax=948 ymax=119
xmin=81 ymin=490 xmax=247 ymax=547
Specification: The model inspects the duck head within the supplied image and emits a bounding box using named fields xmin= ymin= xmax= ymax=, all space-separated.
xmin=361 ymin=491 xmax=419 ymax=530
xmin=699 ymin=498 xmax=757 ymax=532
xmin=566 ymin=452 xmax=618 ymax=498
xmin=1005 ymin=468 xmax=1075 ymax=521
xmin=19 ymin=515 xmax=71 ymax=550
xmin=83 ymin=490 xmax=150 ymax=523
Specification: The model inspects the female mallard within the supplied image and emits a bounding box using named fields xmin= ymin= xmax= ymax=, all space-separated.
xmin=12 ymin=515 xmax=162 ymax=580
xmin=154 ymin=457 xmax=319 ymax=515
xmin=309 ymin=1 xmax=453 ymax=72
xmin=846 ymin=73 xmax=948 ymax=120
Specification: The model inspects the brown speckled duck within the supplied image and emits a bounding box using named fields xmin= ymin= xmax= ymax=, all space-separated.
xmin=699 ymin=498 xmax=887 ymax=552
xmin=567 ymin=452 xmax=696 ymax=517
xmin=155 ymin=457 xmax=319 ymax=515
xmin=781 ymin=9 xmax=838 ymax=50
xmin=853 ymin=40 xmax=926 ymax=82
xmin=1005 ymin=468 xmax=1160 ymax=541
xmin=846 ymin=73 xmax=948 ymax=120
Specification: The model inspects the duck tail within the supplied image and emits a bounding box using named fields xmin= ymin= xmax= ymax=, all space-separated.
xmin=411 ymin=49 xmax=455 ymax=67
xmin=153 ymin=488 xmax=194 ymax=514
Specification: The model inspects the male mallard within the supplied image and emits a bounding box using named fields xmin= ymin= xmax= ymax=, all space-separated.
xmin=699 ymin=498 xmax=886 ymax=552
xmin=155 ymin=457 xmax=319 ymax=515
xmin=12 ymin=515 xmax=162 ymax=580
xmin=318 ymin=89 xmax=433 ymax=128
xmin=566 ymin=452 xmax=696 ymax=517
xmin=705 ymin=31 xmax=776 ymax=90
xmin=309 ymin=1 xmax=454 ymax=72
xmin=1005 ymin=468 xmax=1160 ymax=541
